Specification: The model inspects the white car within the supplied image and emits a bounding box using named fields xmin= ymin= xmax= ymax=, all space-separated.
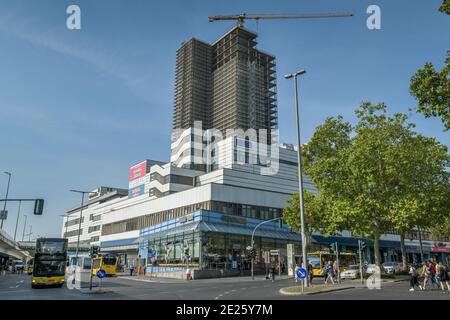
xmin=382 ymin=262 xmax=400 ymax=274
xmin=365 ymin=264 xmax=379 ymax=274
xmin=340 ymin=265 xmax=364 ymax=280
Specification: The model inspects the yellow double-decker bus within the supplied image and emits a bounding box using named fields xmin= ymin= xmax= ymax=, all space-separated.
xmin=32 ymin=238 xmax=68 ymax=288
xmin=306 ymin=252 xmax=357 ymax=277
xmin=92 ymin=254 xmax=118 ymax=277
xmin=27 ymin=258 xmax=34 ymax=275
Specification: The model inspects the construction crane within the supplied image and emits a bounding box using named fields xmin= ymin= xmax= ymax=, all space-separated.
xmin=208 ymin=12 xmax=354 ymax=28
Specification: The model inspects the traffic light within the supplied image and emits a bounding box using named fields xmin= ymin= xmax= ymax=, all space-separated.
xmin=33 ymin=199 xmax=44 ymax=215
xmin=90 ymin=245 xmax=99 ymax=257
xmin=330 ymin=242 xmax=338 ymax=253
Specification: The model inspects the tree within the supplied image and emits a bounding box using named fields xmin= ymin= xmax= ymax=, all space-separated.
xmin=410 ymin=2 xmax=449 ymax=130
xmin=283 ymin=191 xmax=324 ymax=250
xmin=285 ymin=102 xmax=449 ymax=268
xmin=410 ymin=52 xmax=450 ymax=130
xmin=440 ymin=0 xmax=450 ymax=14
xmin=387 ymin=134 xmax=450 ymax=269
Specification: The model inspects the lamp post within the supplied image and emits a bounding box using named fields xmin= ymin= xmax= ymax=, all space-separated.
xmin=1 ymin=172 xmax=12 ymax=229
xmin=21 ymin=214 xmax=27 ymax=242
xmin=285 ymin=69 xmax=308 ymax=287
xmin=250 ymin=217 xmax=283 ymax=280
xmin=69 ymin=190 xmax=91 ymax=260
xmin=13 ymin=200 xmax=21 ymax=241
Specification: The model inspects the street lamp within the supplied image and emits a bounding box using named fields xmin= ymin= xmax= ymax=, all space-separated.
xmin=21 ymin=214 xmax=27 ymax=242
xmin=284 ymin=69 xmax=308 ymax=287
xmin=13 ymin=200 xmax=22 ymax=241
xmin=1 ymin=172 xmax=12 ymax=229
xmin=251 ymin=217 xmax=283 ymax=280
xmin=69 ymin=190 xmax=91 ymax=260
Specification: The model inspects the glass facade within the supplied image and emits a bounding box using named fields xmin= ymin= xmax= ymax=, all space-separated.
xmin=137 ymin=210 xmax=302 ymax=273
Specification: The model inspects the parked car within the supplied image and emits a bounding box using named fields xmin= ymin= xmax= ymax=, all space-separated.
xmin=365 ymin=264 xmax=379 ymax=274
xmin=382 ymin=262 xmax=401 ymax=274
xmin=341 ymin=265 xmax=365 ymax=280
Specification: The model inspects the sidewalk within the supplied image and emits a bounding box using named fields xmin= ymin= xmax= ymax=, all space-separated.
xmin=280 ymin=276 xmax=410 ymax=295
xmin=118 ymin=273 xmax=293 ymax=283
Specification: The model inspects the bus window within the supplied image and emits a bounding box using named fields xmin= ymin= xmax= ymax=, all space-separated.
xmin=308 ymin=255 xmax=321 ymax=269
xmin=103 ymin=257 xmax=117 ymax=265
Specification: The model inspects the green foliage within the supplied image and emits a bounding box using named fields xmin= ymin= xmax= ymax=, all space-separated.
xmin=284 ymin=102 xmax=450 ymax=266
xmin=440 ymin=0 xmax=450 ymax=14
xmin=410 ymin=52 xmax=450 ymax=131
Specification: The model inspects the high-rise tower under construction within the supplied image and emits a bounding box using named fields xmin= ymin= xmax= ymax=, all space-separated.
xmin=172 ymin=26 xmax=278 ymax=144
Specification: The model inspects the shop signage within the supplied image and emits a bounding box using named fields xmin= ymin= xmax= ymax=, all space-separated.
xmin=128 ymin=184 xmax=145 ymax=199
xmin=221 ymin=215 xmax=247 ymax=224
xmin=179 ymin=215 xmax=194 ymax=224
xmin=270 ymin=250 xmax=279 ymax=256
xmin=129 ymin=160 xmax=149 ymax=182
xmin=432 ymin=243 xmax=450 ymax=253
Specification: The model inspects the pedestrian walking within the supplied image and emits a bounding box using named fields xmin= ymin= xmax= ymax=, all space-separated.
xmin=270 ymin=264 xmax=276 ymax=282
xmin=307 ymin=262 xmax=314 ymax=286
xmin=324 ymin=261 xmax=335 ymax=285
xmin=429 ymin=260 xmax=439 ymax=289
xmin=408 ymin=264 xmax=420 ymax=291
xmin=420 ymin=262 xmax=431 ymax=290
xmin=437 ymin=262 xmax=450 ymax=292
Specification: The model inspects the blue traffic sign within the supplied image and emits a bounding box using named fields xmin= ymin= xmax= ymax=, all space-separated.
xmin=151 ymin=249 xmax=157 ymax=258
xmin=296 ymin=268 xmax=307 ymax=279
xmin=96 ymin=269 xmax=106 ymax=279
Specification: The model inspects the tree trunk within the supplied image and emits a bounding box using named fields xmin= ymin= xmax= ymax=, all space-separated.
xmin=400 ymin=232 xmax=408 ymax=271
xmin=373 ymin=229 xmax=382 ymax=267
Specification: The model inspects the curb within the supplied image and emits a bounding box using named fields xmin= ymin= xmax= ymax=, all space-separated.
xmin=280 ymin=286 xmax=356 ymax=296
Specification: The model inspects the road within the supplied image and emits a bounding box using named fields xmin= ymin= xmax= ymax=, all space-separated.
xmin=1 ymin=273 xmax=449 ymax=300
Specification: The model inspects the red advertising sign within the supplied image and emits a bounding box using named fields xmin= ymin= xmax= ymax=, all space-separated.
xmin=129 ymin=161 xmax=148 ymax=182
xmin=432 ymin=247 xmax=450 ymax=253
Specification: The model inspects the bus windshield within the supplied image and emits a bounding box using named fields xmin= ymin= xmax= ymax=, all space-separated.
xmin=308 ymin=255 xmax=321 ymax=269
xmin=34 ymin=260 xmax=66 ymax=277
xmin=103 ymin=257 xmax=117 ymax=265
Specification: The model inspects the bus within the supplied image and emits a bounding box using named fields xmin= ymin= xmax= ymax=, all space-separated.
xmin=304 ymin=252 xmax=357 ymax=277
xmin=27 ymin=258 xmax=34 ymax=275
xmin=32 ymin=238 xmax=68 ymax=288
xmin=92 ymin=254 xmax=118 ymax=277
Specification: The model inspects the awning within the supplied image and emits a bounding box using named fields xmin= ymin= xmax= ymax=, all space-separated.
xmin=101 ymin=237 xmax=139 ymax=248
xmin=139 ymin=222 xmax=201 ymax=243
xmin=312 ymin=235 xmax=401 ymax=249
xmin=198 ymin=221 xmax=302 ymax=241
xmin=137 ymin=220 xmax=302 ymax=243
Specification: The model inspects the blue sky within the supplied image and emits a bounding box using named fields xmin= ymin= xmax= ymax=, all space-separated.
xmin=0 ymin=0 xmax=448 ymax=239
